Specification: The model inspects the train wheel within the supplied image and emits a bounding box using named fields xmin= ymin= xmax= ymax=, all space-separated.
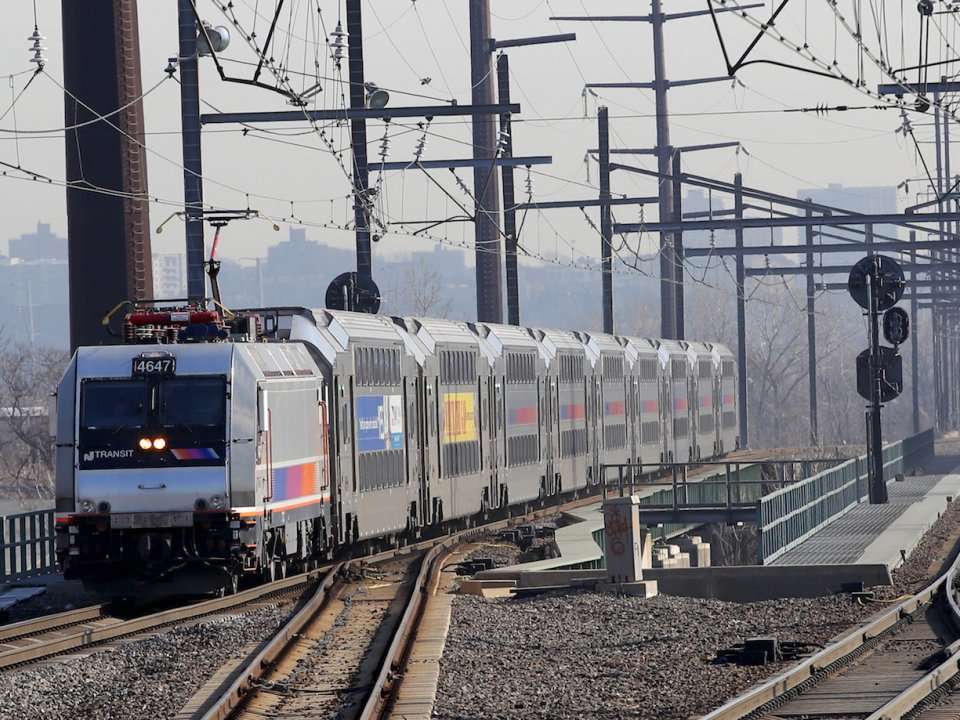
xmin=218 ymin=572 xmax=239 ymax=597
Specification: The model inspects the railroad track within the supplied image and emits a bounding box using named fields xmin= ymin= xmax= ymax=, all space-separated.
xmin=0 ymin=571 xmax=319 ymax=672
xmin=705 ymin=552 xmax=960 ymax=720
xmin=189 ymin=534 xmax=463 ymax=720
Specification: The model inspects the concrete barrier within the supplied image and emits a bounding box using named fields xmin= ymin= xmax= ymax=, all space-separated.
xmin=476 ymin=563 xmax=892 ymax=602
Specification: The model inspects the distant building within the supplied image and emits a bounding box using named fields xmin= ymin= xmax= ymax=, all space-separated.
xmin=796 ymin=183 xmax=899 ymax=267
xmin=9 ymin=222 xmax=67 ymax=262
xmin=152 ymin=254 xmax=186 ymax=300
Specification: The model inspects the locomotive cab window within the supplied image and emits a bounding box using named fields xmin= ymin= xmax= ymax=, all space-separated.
xmin=81 ymin=380 xmax=148 ymax=430
xmin=78 ymin=375 xmax=227 ymax=470
xmin=161 ymin=377 xmax=226 ymax=428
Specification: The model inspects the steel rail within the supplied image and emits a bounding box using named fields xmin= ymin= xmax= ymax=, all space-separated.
xmin=0 ymin=568 xmax=321 ymax=671
xmin=702 ymin=553 xmax=960 ymax=719
xmin=0 ymin=603 xmax=107 ymax=643
xmin=197 ymin=563 xmax=344 ymax=720
xmin=358 ymin=539 xmax=453 ymax=720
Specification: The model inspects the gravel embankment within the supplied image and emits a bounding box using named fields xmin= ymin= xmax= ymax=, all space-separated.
xmin=435 ymin=459 xmax=960 ymax=720
xmin=0 ymin=601 xmax=293 ymax=720
xmin=434 ymin=591 xmax=873 ymax=720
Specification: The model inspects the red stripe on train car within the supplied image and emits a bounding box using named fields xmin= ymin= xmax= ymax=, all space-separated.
xmin=605 ymin=401 xmax=625 ymax=416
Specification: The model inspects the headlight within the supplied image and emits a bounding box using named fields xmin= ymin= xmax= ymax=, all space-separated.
xmin=138 ymin=437 xmax=152 ymax=451
xmin=97 ymin=501 xmax=111 ymax=514
xmin=152 ymin=437 xmax=167 ymax=450
xmin=209 ymin=495 xmax=226 ymax=510
xmin=78 ymin=499 xmax=95 ymax=513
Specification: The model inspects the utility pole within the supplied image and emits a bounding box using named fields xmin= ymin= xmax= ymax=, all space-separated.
xmin=866 ymin=261 xmax=888 ymax=504
xmin=346 ymin=0 xmax=372 ymax=291
xmin=734 ymin=172 xmax=748 ymax=447
xmin=910 ymin=233 xmax=920 ymax=434
xmin=672 ymin=149 xmax=684 ymax=339
xmin=551 ymin=4 xmax=759 ymax=338
xmin=470 ymin=0 xmax=504 ymax=323
xmin=598 ymin=106 xmax=613 ymax=334
xmin=651 ymin=0 xmax=676 ymax=339
xmin=934 ymin=90 xmax=946 ymax=431
xmin=805 ymin=202 xmax=818 ymax=445
xmin=945 ymin=110 xmax=957 ymax=430
xmin=177 ymin=0 xmax=205 ymax=303
xmin=497 ymin=54 xmax=520 ymax=326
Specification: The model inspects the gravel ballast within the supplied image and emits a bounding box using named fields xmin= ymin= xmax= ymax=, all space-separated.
xmin=435 ymin=458 xmax=960 ymax=720
xmin=0 ymin=601 xmax=293 ymax=720
xmin=433 ymin=591 xmax=874 ymax=720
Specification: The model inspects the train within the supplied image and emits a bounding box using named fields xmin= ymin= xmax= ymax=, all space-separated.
xmin=53 ymin=305 xmax=738 ymax=598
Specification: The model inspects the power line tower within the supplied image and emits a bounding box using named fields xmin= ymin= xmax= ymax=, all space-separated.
xmin=551 ymin=0 xmax=758 ymax=338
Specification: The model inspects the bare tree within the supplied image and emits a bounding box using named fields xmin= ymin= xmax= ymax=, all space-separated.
xmin=382 ymin=257 xmax=454 ymax=318
xmin=0 ymin=340 xmax=67 ymax=499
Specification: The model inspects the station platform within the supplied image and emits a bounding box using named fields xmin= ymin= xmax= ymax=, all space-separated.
xmin=771 ymin=454 xmax=960 ymax=569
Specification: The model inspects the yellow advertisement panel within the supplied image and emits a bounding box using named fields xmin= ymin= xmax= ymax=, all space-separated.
xmin=442 ymin=392 xmax=478 ymax=443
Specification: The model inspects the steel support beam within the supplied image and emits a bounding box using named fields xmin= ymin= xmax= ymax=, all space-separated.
xmin=346 ymin=0 xmax=371 ymax=287
xmin=199 ymin=103 xmax=522 ymax=124
xmin=910 ymin=233 xmax=921 ymax=434
xmin=611 ymin=163 xmax=956 ymax=236
xmin=878 ymin=81 xmax=960 ymax=95
xmin=673 ymin=150 xmax=684 ymax=339
xmin=492 ymin=33 xmax=576 ymax=49
xmin=805 ymin=202 xmax=818 ymax=446
xmin=375 ymin=155 xmax=551 ymax=171
xmin=735 ymin=173 xmax=748 ymax=447
xmin=515 ymin=196 xmax=657 ymax=210
xmin=684 ymin=238 xmax=960 ymax=257
xmin=178 ymin=0 xmax=205 ymax=302
xmin=614 ymin=210 xmax=960 ymax=234
xmin=599 ymin=106 xmax=614 ymax=334
xmin=745 ymin=262 xmax=960 ymax=277
xmin=498 ymin=54 xmax=520 ymax=326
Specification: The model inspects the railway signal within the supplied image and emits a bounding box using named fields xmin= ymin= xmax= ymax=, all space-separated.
xmin=325 ymin=271 xmax=382 ymax=314
xmin=848 ymin=255 xmax=908 ymax=505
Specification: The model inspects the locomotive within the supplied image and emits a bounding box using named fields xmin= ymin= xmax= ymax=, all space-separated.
xmin=53 ymin=305 xmax=737 ymax=598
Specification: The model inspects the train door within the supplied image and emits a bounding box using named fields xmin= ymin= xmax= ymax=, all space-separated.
xmin=486 ymin=374 xmax=499 ymax=508
xmin=689 ymin=367 xmax=699 ymax=460
xmin=584 ymin=374 xmax=603 ymax=484
xmin=491 ymin=377 xmax=505 ymax=505
xmin=660 ymin=368 xmax=672 ymax=462
xmin=416 ymin=376 xmax=431 ymax=528
xmin=331 ymin=376 xmax=351 ymax=544
xmin=554 ymin=377 xmax=562 ymax=483
xmin=541 ymin=375 xmax=555 ymax=495
xmin=713 ymin=366 xmax=722 ymax=456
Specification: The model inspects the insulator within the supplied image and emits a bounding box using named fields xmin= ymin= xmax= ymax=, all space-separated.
xmin=28 ymin=27 xmax=46 ymax=67
xmin=330 ymin=21 xmax=346 ymax=66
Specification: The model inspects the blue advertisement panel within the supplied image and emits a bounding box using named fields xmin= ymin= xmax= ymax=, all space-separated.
xmin=357 ymin=395 xmax=388 ymax=452
xmin=357 ymin=394 xmax=404 ymax=452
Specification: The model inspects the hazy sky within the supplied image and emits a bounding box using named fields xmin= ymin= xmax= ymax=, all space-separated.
xmin=0 ymin=0 xmax=943 ymax=273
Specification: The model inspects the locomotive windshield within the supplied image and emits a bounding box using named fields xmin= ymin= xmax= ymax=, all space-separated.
xmin=81 ymin=380 xmax=148 ymax=430
xmin=79 ymin=375 xmax=227 ymax=469
xmin=161 ymin=378 xmax=226 ymax=428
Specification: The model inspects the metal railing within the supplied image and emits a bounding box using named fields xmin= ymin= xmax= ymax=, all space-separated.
xmin=599 ymin=458 xmax=842 ymax=511
xmin=758 ymin=428 xmax=935 ymax=564
xmin=0 ymin=508 xmax=57 ymax=582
